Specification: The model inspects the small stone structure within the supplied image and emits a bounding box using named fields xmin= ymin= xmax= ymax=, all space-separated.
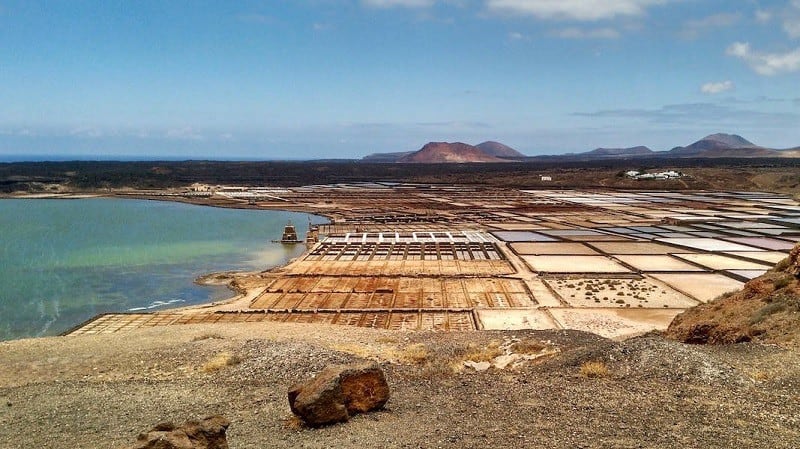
xmin=288 ymin=362 xmax=390 ymax=427
xmin=127 ymin=415 xmax=230 ymax=449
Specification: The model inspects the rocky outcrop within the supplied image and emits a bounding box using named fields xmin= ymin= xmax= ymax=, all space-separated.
xmin=288 ymin=363 xmax=390 ymax=427
xmin=128 ymin=416 xmax=230 ymax=449
xmin=666 ymin=244 xmax=800 ymax=347
xmin=788 ymin=244 xmax=800 ymax=278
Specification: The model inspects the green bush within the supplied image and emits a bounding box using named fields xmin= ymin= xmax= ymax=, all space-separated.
xmin=750 ymin=301 xmax=787 ymax=325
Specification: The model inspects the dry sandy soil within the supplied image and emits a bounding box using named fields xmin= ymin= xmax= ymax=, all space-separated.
xmin=1 ymin=322 xmax=799 ymax=449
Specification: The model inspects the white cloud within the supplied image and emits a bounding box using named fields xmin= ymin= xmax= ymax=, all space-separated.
xmin=552 ymin=27 xmax=620 ymax=39
xmin=507 ymin=31 xmax=530 ymax=41
xmin=700 ymin=80 xmax=734 ymax=94
xmin=485 ymin=0 xmax=669 ymax=21
xmin=726 ymin=41 xmax=800 ymax=75
xmin=780 ymin=0 xmax=800 ymax=38
xmin=362 ymin=0 xmax=435 ymax=7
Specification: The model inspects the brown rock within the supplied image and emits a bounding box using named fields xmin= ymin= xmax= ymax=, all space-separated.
xmin=288 ymin=362 xmax=390 ymax=427
xmin=129 ymin=415 xmax=230 ymax=449
xmin=788 ymin=244 xmax=800 ymax=278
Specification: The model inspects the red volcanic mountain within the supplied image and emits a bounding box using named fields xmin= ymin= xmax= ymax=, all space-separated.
xmin=475 ymin=141 xmax=525 ymax=158
xmin=397 ymin=142 xmax=510 ymax=163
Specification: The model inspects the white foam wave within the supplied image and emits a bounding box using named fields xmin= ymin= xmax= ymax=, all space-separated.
xmin=128 ymin=298 xmax=185 ymax=312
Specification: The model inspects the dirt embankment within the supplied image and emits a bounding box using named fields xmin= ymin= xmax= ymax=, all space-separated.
xmin=1 ymin=324 xmax=799 ymax=448
xmin=666 ymin=244 xmax=800 ymax=347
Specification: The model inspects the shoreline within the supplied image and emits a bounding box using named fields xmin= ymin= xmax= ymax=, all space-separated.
xmin=0 ymin=193 xmax=328 ymax=341
xmin=5 ymin=184 xmax=798 ymax=342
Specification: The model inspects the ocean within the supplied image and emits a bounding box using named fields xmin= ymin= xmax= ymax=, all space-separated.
xmin=0 ymin=198 xmax=320 ymax=340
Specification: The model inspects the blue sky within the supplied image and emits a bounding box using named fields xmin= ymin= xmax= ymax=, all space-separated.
xmin=1 ymin=0 xmax=799 ymax=160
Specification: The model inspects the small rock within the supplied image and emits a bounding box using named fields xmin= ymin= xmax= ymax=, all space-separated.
xmin=492 ymin=354 xmax=522 ymax=370
xmin=288 ymin=362 xmax=390 ymax=427
xmin=128 ymin=415 xmax=230 ymax=449
xmin=463 ymin=361 xmax=491 ymax=371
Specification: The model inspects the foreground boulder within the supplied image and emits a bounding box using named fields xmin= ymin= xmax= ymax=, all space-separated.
xmin=128 ymin=415 xmax=230 ymax=449
xmin=288 ymin=362 xmax=390 ymax=427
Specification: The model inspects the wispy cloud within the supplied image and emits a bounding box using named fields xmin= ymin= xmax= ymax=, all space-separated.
xmin=69 ymin=127 xmax=105 ymax=138
xmin=485 ymin=0 xmax=671 ymax=21
xmin=551 ymin=27 xmax=620 ymax=39
xmin=700 ymin=80 xmax=734 ymax=95
xmin=0 ymin=128 xmax=36 ymax=137
xmin=755 ymin=9 xmax=772 ymax=24
xmin=414 ymin=121 xmax=492 ymax=128
xmin=785 ymin=3 xmax=800 ymax=38
xmin=362 ymin=0 xmax=436 ymax=8
xmin=574 ymin=102 xmax=800 ymax=127
xmin=343 ymin=120 xmax=492 ymax=130
xmin=507 ymin=31 xmax=531 ymax=42
xmin=727 ymin=42 xmax=800 ymax=76
xmin=680 ymin=12 xmax=741 ymax=39
xmin=165 ymin=127 xmax=205 ymax=141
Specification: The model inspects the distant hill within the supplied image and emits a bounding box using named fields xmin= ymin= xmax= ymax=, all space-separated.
xmin=361 ymin=151 xmax=414 ymax=163
xmin=534 ymin=133 xmax=796 ymax=160
xmin=475 ymin=141 xmax=525 ymax=158
xmin=668 ymin=133 xmax=765 ymax=156
xmin=361 ymin=133 xmax=798 ymax=163
xmin=580 ymin=146 xmax=653 ymax=158
xmin=397 ymin=142 xmax=509 ymax=163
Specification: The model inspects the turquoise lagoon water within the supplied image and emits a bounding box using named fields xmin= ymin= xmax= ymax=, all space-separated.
xmin=0 ymin=199 xmax=321 ymax=341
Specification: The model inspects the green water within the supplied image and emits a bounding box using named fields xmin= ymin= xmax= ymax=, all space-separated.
xmin=0 ymin=198 xmax=321 ymax=340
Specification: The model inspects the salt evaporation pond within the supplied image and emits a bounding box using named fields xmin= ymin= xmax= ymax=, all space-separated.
xmin=0 ymin=198 xmax=322 ymax=340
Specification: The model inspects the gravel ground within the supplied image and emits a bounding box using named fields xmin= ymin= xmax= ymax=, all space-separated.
xmin=1 ymin=322 xmax=799 ymax=448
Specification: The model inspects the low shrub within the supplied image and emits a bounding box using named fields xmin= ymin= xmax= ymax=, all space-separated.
xmin=579 ymin=360 xmax=610 ymax=378
xmin=202 ymin=352 xmax=242 ymax=373
xmin=749 ymin=301 xmax=787 ymax=325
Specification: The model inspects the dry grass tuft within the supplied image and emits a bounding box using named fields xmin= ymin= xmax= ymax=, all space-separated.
xmin=774 ymin=257 xmax=791 ymax=272
xmin=579 ymin=360 xmax=610 ymax=378
xmin=510 ymin=339 xmax=549 ymax=355
xmin=201 ymin=352 xmax=242 ymax=373
xmin=375 ymin=336 xmax=399 ymax=344
xmin=419 ymin=359 xmax=461 ymax=379
xmin=713 ymin=290 xmax=739 ymax=301
xmin=398 ymin=343 xmax=430 ymax=365
xmin=462 ymin=341 xmax=503 ymax=363
xmin=191 ymin=333 xmax=224 ymax=342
